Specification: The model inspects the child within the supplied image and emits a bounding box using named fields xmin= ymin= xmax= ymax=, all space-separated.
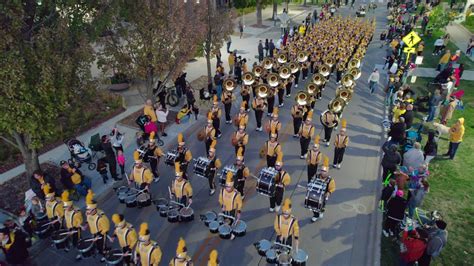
xmin=176 ymin=104 xmax=192 ymax=124
xmin=97 ymin=158 xmax=109 ymax=184
xmin=117 ymin=150 xmax=126 ymax=176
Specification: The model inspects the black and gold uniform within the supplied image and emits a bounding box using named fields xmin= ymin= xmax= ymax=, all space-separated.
xmin=219 ymin=172 xmax=243 ymax=240
xmin=134 ymin=223 xmax=162 ymax=266
xmin=85 ymin=190 xmax=110 ymax=259
xmin=291 ymin=103 xmax=306 ymax=137
xmin=204 ymin=113 xmax=217 ymax=154
xmin=333 ymin=119 xmax=349 ymax=169
xmin=234 ymin=147 xmax=250 ymax=198
xmin=307 ymin=135 xmax=323 ymax=183
xmin=311 ymin=157 xmax=336 ymax=222
xmin=264 ymin=130 xmax=282 ymax=168
xmin=111 ymin=214 xmax=137 ymax=265
xmin=269 ymin=153 xmax=291 ymax=212
xmin=222 ymin=89 xmax=233 ymax=123
xmin=171 ymin=162 xmax=193 ymax=207
xmin=175 ymin=133 xmax=193 ymax=176
xmin=231 ymin=119 xmax=249 ymax=156
xmin=274 ymin=198 xmax=300 ymax=249
xmin=207 ymin=140 xmax=222 ymax=196
xmin=320 ymin=109 xmax=339 ymax=145
xmin=62 ymin=191 xmax=82 ymax=256
xmin=144 ymin=132 xmax=164 ymax=179
xmin=130 ymin=151 xmax=154 ymax=190
xmin=252 ymin=96 xmax=267 ymax=131
xmin=298 ymin=110 xmax=315 ymax=158
xmin=169 ymin=238 xmax=193 ymax=266
xmin=44 ymin=184 xmax=64 ymax=231
xmin=209 ymin=96 xmax=222 ymax=137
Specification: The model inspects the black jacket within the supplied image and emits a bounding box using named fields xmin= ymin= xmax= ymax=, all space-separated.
xmin=60 ymin=167 xmax=83 ymax=190
xmin=30 ymin=174 xmax=57 ymax=200
xmin=402 ymin=110 xmax=414 ymax=129
xmin=387 ymin=196 xmax=407 ymax=221
xmin=382 ymin=147 xmax=401 ymax=169
xmin=389 ymin=122 xmax=406 ymax=142
xmin=1 ymin=231 xmax=30 ymax=264
xmin=424 ymin=131 xmax=438 ymax=157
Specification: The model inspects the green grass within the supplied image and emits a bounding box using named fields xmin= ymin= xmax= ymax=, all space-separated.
xmin=381 ymin=78 xmax=474 ymax=265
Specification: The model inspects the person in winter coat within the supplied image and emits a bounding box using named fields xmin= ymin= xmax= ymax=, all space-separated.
xmin=389 ymin=117 xmax=406 ymax=143
xmin=380 ymin=179 xmax=396 ymax=212
xmin=408 ymin=179 xmax=429 ymax=218
xmin=402 ymin=104 xmax=414 ymax=129
xmin=381 ymin=144 xmax=402 ymax=181
xmin=418 ymin=220 xmax=448 ymax=266
xmin=403 ymin=142 xmax=425 ymax=170
xmin=0 ymin=227 xmax=30 ymax=265
xmin=444 ymin=117 xmax=465 ymax=159
xmin=30 ymin=170 xmax=57 ymax=200
xmin=383 ymin=190 xmax=407 ymax=237
xmin=440 ymin=96 xmax=458 ymax=125
xmin=400 ymin=227 xmax=427 ymax=266
xmin=423 ymin=131 xmax=438 ymax=165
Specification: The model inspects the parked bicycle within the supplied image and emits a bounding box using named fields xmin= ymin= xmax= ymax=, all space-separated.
xmin=153 ymin=80 xmax=180 ymax=107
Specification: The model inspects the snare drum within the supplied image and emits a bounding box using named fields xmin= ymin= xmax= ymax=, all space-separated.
xmin=105 ymin=249 xmax=124 ymax=265
xmin=218 ymin=224 xmax=232 ymax=239
xmin=125 ymin=192 xmax=138 ymax=208
xmin=256 ymin=167 xmax=277 ymax=197
xmin=77 ymin=237 xmax=95 ymax=258
xmin=232 ymin=220 xmax=247 ymax=237
xmin=209 ymin=221 xmax=220 ymax=234
xmin=51 ymin=229 xmax=70 ymax=250
xmin=154 ymin=198 xmax=168 ymax=212
xmin=165 ymin=150 xmax=178 ymax=166
xmin=116 ymin=186 xmax=131 ymax=204
xmin=200 ymin=211 xmax=217 ymax=227
xmin=278 ymin=251 xmax=292 ymax=265
xmin=137 ymin=192 xmax=151 ymax=208
xmin=254 ymin=239 xmax=272 ymax=256
xmin=265 ymin=249 xmax=277 ymax=264
xmin=168 ymin=209 xmax=179 ymax=223
xmin=34 ymin=219 xmax=52 ymax=239
xmin=292 ymin=249 xmax=309 ymax=266
xmin=304 ymin=179 xmax=327 ymax=211
xmin=179 ymin=207 xmax=194 ymax=222
xmin=193 ymin=157 xmax=210 ymax=177
xmin=218 ymin=165 xmax=237 ymax=187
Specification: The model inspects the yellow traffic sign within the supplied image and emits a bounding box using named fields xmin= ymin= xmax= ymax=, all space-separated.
xmin=403 ymin=47 xmax=416 ymax=53
xmin=402 ymin=31 xmax=421 ymax=48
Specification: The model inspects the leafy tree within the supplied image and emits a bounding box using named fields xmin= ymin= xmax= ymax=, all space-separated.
xmin=0 ymin=0 xmax=109 ymax=177
xmin=428 ymin=5 xmax=458 ymax=32
xmin=98 ymin=0 xmax=207 ymax=99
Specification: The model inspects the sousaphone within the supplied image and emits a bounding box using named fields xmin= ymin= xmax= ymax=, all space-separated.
xmin=253 ymin=65 xmax=264 ymax=77
xmin=288 ymin=62 xmax=299 ymax=74
xmin=279 ymin=65 xmax=291 ymax=79
xmin=267 ymin=73 xmax=279 ymax=87
xmin=295 ymin=91 xmax=309 ymax=106
xmin=277 ymin=52 xmax=287 ymax=64
xmin=243 ymin=72 xmax=255 ymax=86
xmin=306 ymin=82 xmax=319 ymax=95
xmin=256 ymin=84 xmax=269 ymax=98
xmin=297 ymin=51 xmax=309 ymax=63
xmin=312 ymin=73 xmax=325 ymax=86
xmin=262 ymin=58 xmax=273 ymax=70
xmin=328 ymin=97 xmax=346 ymax=114
xmin=324 ymin=57 xmax=335 ymax=68
xmin=348 ymin=58 xmax=361 ymax=69
xmin=223 ymin=78 xmax=236 ymax=92
xmin=341 ymin=73 xmax=354 ymax=87
xmin=319 ymin=64 xmax=330 ymax=77
xmin=349 ymin=68 xmax=361 ymax=80
xmin=335 ymin=87 xmax=353 ymax=103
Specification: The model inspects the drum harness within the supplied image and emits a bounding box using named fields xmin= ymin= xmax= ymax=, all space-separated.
xmin=276 ymin=214 xmax=296 ymax=242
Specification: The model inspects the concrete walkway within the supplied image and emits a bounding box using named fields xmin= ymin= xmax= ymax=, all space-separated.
xmin=446 ymin=22 xmax=474 ymax=62
xmin=412 ymin=66 xmax=474 ymax=80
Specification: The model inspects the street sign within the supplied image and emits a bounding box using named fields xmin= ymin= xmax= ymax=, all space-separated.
xmin=402 ymin=31 xmax=421 ymax=48
xmin=403 ymin=47 xmax=416 ymax=53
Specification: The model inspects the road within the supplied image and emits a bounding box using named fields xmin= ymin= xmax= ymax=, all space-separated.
xmin=33 ymin=5 xmax=388 ymax=266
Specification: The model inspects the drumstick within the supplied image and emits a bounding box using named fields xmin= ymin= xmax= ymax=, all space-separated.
xmin=168 ymin=186 xmax=173 ymax=199
xmin=85 ymin=236 xmax=102 ymax=242
xmin=107 ymin=235 xmax=114 ymax=242
xmin=112 ymin=253 xmax=132 ymax=256
xmin=59 ymin=230 xmax=78 ymax=236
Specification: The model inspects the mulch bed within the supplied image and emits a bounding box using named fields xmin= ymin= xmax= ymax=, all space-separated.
xmin=0 ymin=163 xmax=62 ymax=214
xmin=0 ymin=107 xmax=125 ymax=174
xmin=117 ymin=109 xmax=178 ymax=130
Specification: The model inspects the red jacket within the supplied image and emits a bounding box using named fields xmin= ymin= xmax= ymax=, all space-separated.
xmin=400 ymin=230 xmax=427 ymax=263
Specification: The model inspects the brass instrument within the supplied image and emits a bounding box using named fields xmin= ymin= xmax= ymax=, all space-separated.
xmin=295 ymin=91 xmax=309 ymax=106
xmin=243 ymin=72 xmax=255 ymax=86
xmin=348 ymin=58 xmax=361 ymax=69
xmin=197 ymin=128 xmax=206 ymax=142
xmin=341 ymin=73 xmax=354 ymax=87
xmin=259 ymin=146 xmax=266 ymax=158
xmin=262 ymin=58 xmax=273 ymax=70
xmin=319 ymin=64 xmax=330 ymax=77
xmin=349 ymin=68 xmax=361 ymax=80
xmin=306 ymin=82 xmax=319 ymax=95
xmin=336 ymin=87 xmax=353 ymax=103
xmin=279 ymin=66 xmax=291 ymax=79
xmin=253 ymin=65 xmax=264 ymax=77
xmin=312 ymin=73 xmax=325 ymax=86
xmin=337 ymin=63 xmax=346 ymax=72
xmin=289 ymin=62 xmax=299 ymax=74
xmin=325 ymin=58 xmax=335 ymax=68
xmin=277 ymin=52 xmax=287 ymax=64
xmin=256 ymin=84 xmax=269 ymax=98
xmin=267 ymin=73 xmax=280 ymax=87
xmin=223 ymin=78 xmax=236 ymax=92
xmin=328 ymin=97 xmax=346 ymax=114
xmin=297 ymin=51 xmax=309 ymax=63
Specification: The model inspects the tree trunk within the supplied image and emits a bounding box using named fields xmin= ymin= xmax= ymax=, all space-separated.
xmin=303 ymin=0 xmax=307 ymax=6
xmin=256 ymin=0 xmax=263 ymax=27
xmin=272 ymin=0 xmax=278 ymax=20
xmin=146 ymin=65 xmax=154 ymax=100
xmin=206 ymin=50 xmax=212 ymax=84
xmin=12 ymin=131 xmax=40 ymax=178
xmin=206 ymin=0 xmax=213 ymax=84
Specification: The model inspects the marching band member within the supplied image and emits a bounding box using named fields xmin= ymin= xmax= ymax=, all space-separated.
xmin=222 ymin=87 xmax=233 ymax=124
xmin=298 ymin=110 xmax=315 ymax=159
xmin=204 ymin=113 xmax=216 ymax=154
xmin=264 ymin=129 xmax=282 ymax=168
xmin=320 ymin=109 xmax=339 ymax=146
xmin=241 ymin=85 xmax=251 ymax=111
xmin=207 ymin=250 xmax=219 ymax=266
xmin=266 ymin=86 xmax=276 ymax=116
xmin=209 ymin=96 xmax=222 ymax=138
xmin=307 ymin=135 xmax=322 ymax=183
xmin=277 ymin=81 xmax=286 ymax=107
xmin=234 ymin=147 xmax=250 ymax=199
xmin=111 ymin=214 xmax=137 ymax=266
xmin=252 ymin=94 xmax=267 ymax=131
xmin=206 ymin=140 xmax=222 ymax=196
xmin=265 ymin=107 xmax=282 ymax=136
xmin=269 ymin=152 xmax=291 ymax=212
xmin=301 ymin=61 xmax=309 ymax=80
xmin=231 ymin=119 xmax=249 ymax=156
xmin=274 ymin=198 xmax=299 ymax=250
xmin=171 ymin=162 xmax=193 ymax=207
xmin=169 ymin=238 xmax=193 ymax=266
xmin=311 ymin=157 xmax=336 ymax=222
xmin=44 ymin=184 xmax=64 ymax=231
xmin=85 ymin=190 xmax=110 ymax=262
xmin=333 ymin=119 xmax=349 ymax=169
xmin=134 ymin=223 xmax=162 ymax=266
xmin=61 ymin=191 xmax=83 ymax=259
xmin=175 ymin=133 xmax=193 ymax=175
xmin=144 ymin=132 xmax=164 ymax=182
xmin=129 ymin=151 xmax=153 ymax=191
xmin=234 ymin=101 xmax=249 ymax=127
xmin=291 ymin=102 xmax=306 ymax=137
xmin=336 ymin=61 xmax=344 ymax=84
xmin=219 ymin=172 xmax=243 ymax=240
xmin=285 ymin=75 xmax=295 ymax=97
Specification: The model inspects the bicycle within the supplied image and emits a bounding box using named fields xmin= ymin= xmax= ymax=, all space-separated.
xmin=153 ymin=81 xmax=180 ymax=107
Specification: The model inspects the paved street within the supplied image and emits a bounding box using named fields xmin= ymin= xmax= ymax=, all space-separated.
xmin=30 ymin=5 xmax=388 ymax=266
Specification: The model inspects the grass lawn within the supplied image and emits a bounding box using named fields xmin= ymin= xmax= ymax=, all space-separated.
xmin=461 ymin=21 xmax=474 ymax=34
xmin=381 ymin=77 xmax=474 ymax=265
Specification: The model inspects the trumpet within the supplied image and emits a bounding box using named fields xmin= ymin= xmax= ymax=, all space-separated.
xmin=267 ymin=73 xmax=280 ymax=87
xmin=277 ymin=53 xmax=287 ymax=64
xmin=279 ymin=66 xmax=291 ymax=79
xmin=328 ymin=97 xmax=346 ymax=114
xmin=243 ymin=72 xmax=255 ymax=86
xmin=341 ymin=73 xmax=354 ymax=87
xmin=256 ymin=84 xmax=269 ymax=98
xmin=263 ymin=58 xmax=274 ymax=70
xmin=319 ymin=64 xmax=330 ymax=77
xmin=223 ymin=78 xmax=236 ymax=92
xmin=295 ymin=91 xmax=309 ymax=106
xmin=297 ymin=51 xmax=309 ymax=63
xmin=312 ymin=73 xmax=325 ymax=85
xmin=289 ymin=62 xmax=299 ymax=74
xmin=306 ymin=82 xmax=320 ymax=95
xmin=349 ymin=68 xmax=361 ymax=80
xmin=253 ymin=65 xmax=264 ymax=77
xmin=348 ymin=58 xmax=360 ymax=69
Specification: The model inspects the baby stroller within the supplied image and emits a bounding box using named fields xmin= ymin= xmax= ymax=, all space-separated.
xmin=65 ymin=138 xmax=97 ymax=170
xmin=402 ymin=123 xmax=423 ymax=153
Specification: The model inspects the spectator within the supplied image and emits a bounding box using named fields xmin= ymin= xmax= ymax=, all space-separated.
xmin=30 ymin=170 xmax=57 ymax=200
xmin=419 ymin=220 xmax=448 ymax=266
xmin=226 ymin=35 xmax=231 ymax=53
xmin=426 ymin=89 xmax=442 ymax=122
xmin=96 ymin=158 xmax=109 ymax=184
xmin=466 ymin=37 xmax=474 ymax=55
xmin=404 ymin=142 xmax=425 ymax=170
xmin=423 ymin=131 xmax=438 ymax=165
xmin=421 ymin=15 xmax=429 ymax=35
xmin=402 ymin=104 xmax=414 ymax=129
xmin=0 ymin=227 xmax=30 ymax=265
xmin=156 ymin=104 xmax=169 ymax=137
xmin=238 ymin=19 xmax=244 ymax=39
xmin=450 ymin=50 xmax=461 ymax=63
xmin=381 ymin=144 xmax=401 ymax=181
xmin=417 ymin=41 xmax=424 ymax=56
xmin=368 ymin=68 xmax=380 ymax=94
xmin=101 ymin=135 xmax=119 ymax=180
xmin=389 ymin=116 xmax=406 ymax=143
xmin=440 ymin=95 xmax=458 ymax=125
xmin=228 ymin=52 xmax=235 ymax=75
xmin=407 ymin=179 xmax=429 ymax=218
xmin=380 ymin=179 xmax=396 ymax=211
xmin=383 ymin=190 xmax=407 ymax=237
xmin=117 ymin=150 xmax=126 ymax=176
xmin=186 ymin=86 xmax=196 ymax=107
xmin=143 ymin=116 xmax=158 ymax=136
xmin=235 ymin=57 xmax=243 ymax=84
xmin=392 ymin=102 xmax=406 ymax=122
xmin=399 ymin=227 xmax=427 ymax=266
xmin=453 ymin=63 xmax=464 ymax=88
xmin=269 ymin=39 xmax=275 ymax=57
xmin=143 ymin=99 xmax=157 ymax=124
xmin=433 ymin=37 xmax=444 ymax=55
xmin=110 ymin=128 xmax=124 ymax=152
xmin=59 ymin=160 xmax=91 ymax=197
xmin=213 ymin=70 xmax=223 ymax=101
xmin=438 ymin=50 xmax=451 ymax=72
xmin=264 ymin=39 xmax=269 ymax=57
xmin=444 ymin=117 xmax=465 ymax=159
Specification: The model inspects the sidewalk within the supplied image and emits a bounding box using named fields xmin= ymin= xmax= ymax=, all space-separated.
xmin=412 ymin=66 xmax=474 ymax=80
xmin=446 ymin=22 xmax=474 ymax=62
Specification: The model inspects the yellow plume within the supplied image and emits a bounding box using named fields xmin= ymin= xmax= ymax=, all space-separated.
xmin=86 ymin=189 xmax=94 ymax=205
xmin=112 ymin=214 xmax=122 ymax=225
xmin=273 ymin=107 xmax=279 ymax=116
xmin=276 ymin=151 xmax=283 ymax=163
xmin=208 ymin=250 xmax=218 ymax=265
xmin=139 ymin=223 xmax=149 ymax=236
xmin=226 ymin=171 xmax=234 ymax=184
xmin=282 ymin=198 xmax=292 ymax=212
xmin=149 ymin=131 xmax=155 ymax=141
xmin=133 ymin=150 xmax=140 ymax=161
xmin=314 ymin=135 xmax=320 ymax=144
xmin=210 ymin=140 xmax=217 ymax=149
xmin=42 ymin=183 xmax=51 ymax=196
xmin=323 ymin=156 xmax=329 ymax=168
xmin=213 ymin=95 xmax=218 ymax=103
xmin=61 ymin=191 xmax=70 ymax=202
xmin=207 ymin=112 xmax=213 ymax=120
xmin=241 ymin=101 xmax=246 ymax=109
xmin=239 ymin=117 xmax=246 ymax=128
xmin=175 ymin=162 xmax=181 ymax=174
xmin=178 ymin=133 xmax=184 ymax=143
xmin=341 ymin=118 xmax=347 ymax=128
xmin=176 ymin=237 xmax=186 ymax=253
xmin=307 ymin=110 xmax=313 ymax=120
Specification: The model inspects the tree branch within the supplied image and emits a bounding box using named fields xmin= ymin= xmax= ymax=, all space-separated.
xmin=0 ymin=135 xmax=19 ymax=149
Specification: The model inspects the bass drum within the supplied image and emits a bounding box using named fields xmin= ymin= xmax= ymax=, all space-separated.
xmin=254 ymin=239 xmax=272 ymax=256
xmin=232 ymin=220 xmax=247 ymax=237
xmin=292 ymin=249 xmax=309 ymax=266
xmin=105 ymin=249 xmax=124 ymax=265
xmin=304 ymin=179 xmax=327 ymax=212
xmin=256 ymin=167 xmax=277 ymax=197
xmin=193 ymin=157 xmax=210 ymax=178
xmin=77 ymin=237 xmax=95 ymax=258
xmin=179 ymin=207 xmax=194 ymax=222
xmin=51 ymin=229 xmax=70 ymax=250
xmin=218 ymin=165 xmax=237 ymax=187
